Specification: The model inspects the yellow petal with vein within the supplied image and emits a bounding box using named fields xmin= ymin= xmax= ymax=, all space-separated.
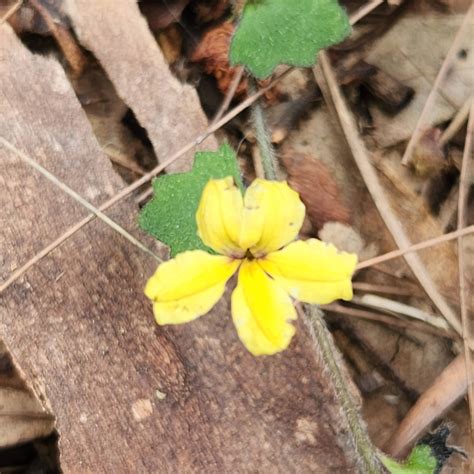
xmin=240 ymin=179 xmax=305 ymax=256
xmin=196 ymin=177 xmax=245 ymax=257
xmin=231 ymin=259 xmax=296 ymax=356
xmin=145 ymin=250 xmax=240 ymax=324
xmin=259 ymin=239 xmax=357 ymax=304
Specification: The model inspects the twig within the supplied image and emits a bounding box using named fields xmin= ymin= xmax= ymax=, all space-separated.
xmin=302 ymin=305 xmax=383 ymax=473
xmin=315 ymin=51 xmax=463 ymax=338
xmin=211 ymin=66 xmax=244 ymax=125
xmin=401 ymin=6 xmax=474 ymax=165
xmin=324 ymin=303 xmax=456 ymax=340
xmin=0 ymin=0 xmax=21 ymax=25
xmin=0 ymin=137 xmax=162 ymax=263
xmin=439 ymin=96 xmax=473 ymax=147
xmin=353 ymin=294 xmax=450 ymax=330
xmin=103 ymin=146 xmax=146 ymax=175
xmin=352 ymin=281 xmax=420 ymax=297
xmin=248 ymin=77 xmax=278 ymax=180
xmin=385 ymin=354 xmax=474 ymax=458
xmin=457 ymin=102 xmax=474 ymax=463
xmin=356 ymin=225 xmax=474 ymax=270
xmin=0 ymin=69 xmax=292 ymax=295
xmin=29 ymin=0 xmax=86 ymax=75
xmin=349 ymin=0 xmax=385 ymax=25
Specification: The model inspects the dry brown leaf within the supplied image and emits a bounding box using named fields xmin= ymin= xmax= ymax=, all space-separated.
xmin=190 ymin=21 xmax=281 ymax=103
xmin=281 ymin=150 xmax=350 ymax=231
xmin=191 ymin=22 xmax=247 ymax=97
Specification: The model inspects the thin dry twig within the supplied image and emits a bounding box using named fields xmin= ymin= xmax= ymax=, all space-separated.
xmin=458 ymin=102 xmax=474 ymax=463
xmin=356 ymin=225 xmax=474 ymax=269
xmin=352 ymin=281 xmax=420 ymax=297
xmin=211 ymin=66 xmax=245 ymax=125
xmin=349 ymin=0 xmax=385 ymax=25
xmin=0 ymin=69 xmax=292 ymax=294
xmin=324 ymin=303 xmax=456 ymax=339
xmin=440 ymin=96 xmax=473 ymax=147
xmin=103 ymin=146 xmax=146 ymax=176
xmin=0 ymin=0 xmax=22 ymax=25
xmin=315 ymin=51 xmax=463 ymax=337
xmin=401 ymin=6 xmax=474 ymax=165
xmin=353 ymin=294 xmax=450 ymax=330
xmin=0 ymin=137 xmax=162 ymax=263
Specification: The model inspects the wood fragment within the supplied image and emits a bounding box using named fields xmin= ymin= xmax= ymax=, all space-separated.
xmin=65 ymin=0 xmax=218 ymax=172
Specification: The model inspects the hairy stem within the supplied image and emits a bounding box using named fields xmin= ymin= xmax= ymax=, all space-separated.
xmin=248 ymin=77 xmax=278 ymax=180
xmin=304 ymin=305 xmax=383 ymax=473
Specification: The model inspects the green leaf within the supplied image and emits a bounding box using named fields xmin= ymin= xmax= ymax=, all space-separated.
xmin=139 ymin=143 xmax=243 ymax=257
xmin=230 ymin=0 xmax=351 ymax=79
xmin=381 ymin=445 xmax=438 ymax=474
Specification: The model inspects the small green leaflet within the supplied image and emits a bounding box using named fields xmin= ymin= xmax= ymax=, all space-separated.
xmin=381 ymin=445 xmax=438 ymax=474
xmin=139 ymin=144 xmax=243 ymax=257
xmin=230 ymin=0 xmax=351 ymax=79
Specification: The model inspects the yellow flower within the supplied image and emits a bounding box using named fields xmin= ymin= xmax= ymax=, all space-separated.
xmin=145 ymin=177 xmax=357 ymax=356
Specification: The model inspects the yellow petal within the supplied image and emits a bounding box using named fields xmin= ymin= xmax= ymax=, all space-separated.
xmin=196 ymin=177 xmax=245 ymax=257
xmin=145 ymin=250 xmax=240 ymax=324
xmin=240 ymin=179 xmax=305 ymax=256
xmin=259 ymin=239 xmax=357 ymax=305
xmin=231 ymin=259 xmax=296 ymax=356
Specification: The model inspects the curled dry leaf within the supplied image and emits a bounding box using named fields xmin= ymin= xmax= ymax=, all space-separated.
xmin=280 ymin=150 xmax=350 ymax=232
xmin=190 ymin=21 xmax=280 ymax=102
xmin=191 ymin=22 xmax=247 ymax=97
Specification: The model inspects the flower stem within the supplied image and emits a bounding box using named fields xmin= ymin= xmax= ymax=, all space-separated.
xmin=248 ymin=77 xmax=278 ymax=180
xmin=304 ymin=305 xmax=383 ymax=473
